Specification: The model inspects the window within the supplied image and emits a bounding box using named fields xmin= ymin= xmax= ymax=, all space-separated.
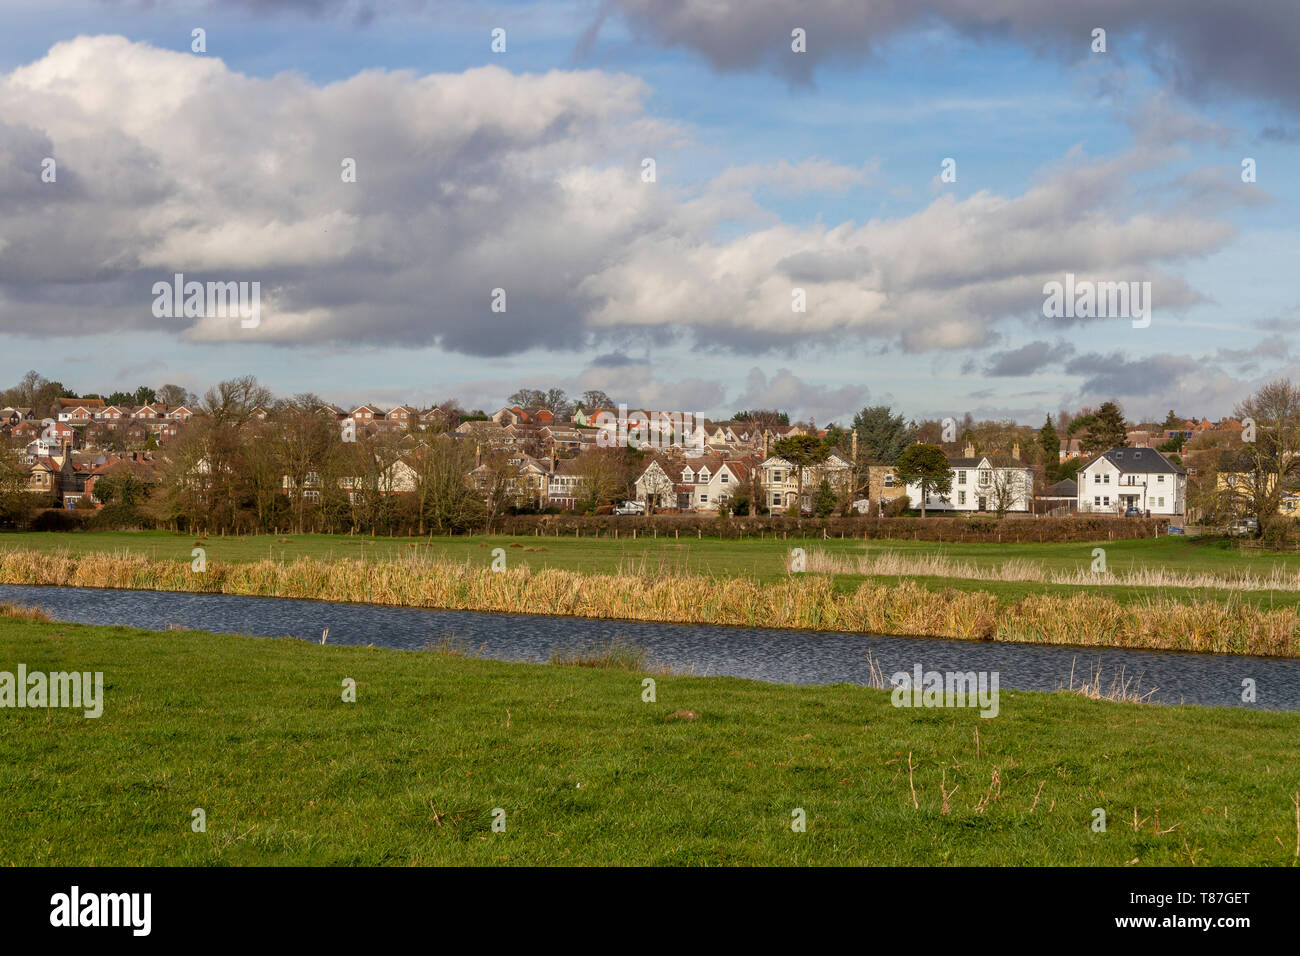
xmin=720 ymin=473 xmax=729 ymax=483
xmin=1157 ymin=497 xmax=1164 ymax=507
xmin=700 ymin=494 xmax=708 ymax=503
xmin=958 ymin=491 xmax=966 ymax=505
xmin=1094 ymin=496 xmax=1101 ymax=506
xmin=1157 ymin=475 xmax=1165 ymax=483
xmin=772 ymin=493 xmax=782 ymax=507
xmin=1103 ymin=496 xmax=1110 ymax=506
xmin=773 ymin=470 xmax=784 ymax=483
xmin=978 ymin=469 xmax=991 ymax=486
xmin=884 ymin=474 xmax=896 ymax=488
xmin=958 ymin=470 xmax=967 ymax=485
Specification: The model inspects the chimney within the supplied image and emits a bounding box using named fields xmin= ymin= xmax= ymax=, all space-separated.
xmin=1012 ymin=441 xmax=1021 ymax=460
xmin=964 ymin=441 xmax=975 ymax=458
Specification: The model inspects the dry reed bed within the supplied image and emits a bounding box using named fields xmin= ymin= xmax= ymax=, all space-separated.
xmin=2 ymin=548 xmax=1298 ymax=657
xmin=808 ymin=549 xmax=1300 ymax=593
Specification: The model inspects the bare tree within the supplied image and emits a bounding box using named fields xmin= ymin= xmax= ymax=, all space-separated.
xmin=412 ymin=435 xmax=484 ymax=534
xmin=988 ymin=469 xmax=1026 ymax=518
xmin=1234 ymin=379 xmax=1300 ymax=535
xmin=202 ymin=375 xmax=273 ymax=427
xmin=572 ymin=448 xmax=626 ymax=513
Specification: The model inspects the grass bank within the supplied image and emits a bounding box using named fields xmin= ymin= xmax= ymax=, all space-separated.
xmin=3 ymin=617 xmax=1299 ymax=865
xmin=4 ymin=547 xmax=1300 ymax=657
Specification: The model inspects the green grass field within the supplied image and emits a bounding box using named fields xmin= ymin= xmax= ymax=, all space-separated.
xmin=2 ymin=616 xmax=1299 ymax=865
xmin=5 ymin=529 xmax=1300 ymax=610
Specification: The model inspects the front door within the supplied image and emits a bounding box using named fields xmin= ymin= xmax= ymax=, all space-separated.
xmin=977 ymin=496 xmax=986 ymax=511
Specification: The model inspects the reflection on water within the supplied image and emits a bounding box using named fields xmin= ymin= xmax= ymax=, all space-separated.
xmin=2 ymin=583 xmax=1298 ymax=711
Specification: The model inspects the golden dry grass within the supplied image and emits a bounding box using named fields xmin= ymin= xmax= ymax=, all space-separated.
xmin=3 ymin=547 xmax=1299 ymax=657
xmin=0 ymin=602 xmax=52 ymax=622
xmin=807 ymin=548 xmax=1300 ymax=592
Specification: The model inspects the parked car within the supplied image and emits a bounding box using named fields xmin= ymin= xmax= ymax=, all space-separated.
xmin=612 ymin=501 xmax=644 ymax=515
xmin=1124 ymin=507 xmax=1140 ymax=517
xmin=1227 ymin=517 xmax=1259 ymax=537
xmin=1167 ymin=525 xmax=1186 ymax=535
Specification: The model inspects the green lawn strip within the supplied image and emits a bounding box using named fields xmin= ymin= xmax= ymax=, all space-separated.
xmin=2 ymin=618 xmax=1297 ymax=865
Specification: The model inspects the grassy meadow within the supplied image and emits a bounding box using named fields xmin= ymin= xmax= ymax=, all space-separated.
xmin=3 ymin=615 xmax=1299 ymax=866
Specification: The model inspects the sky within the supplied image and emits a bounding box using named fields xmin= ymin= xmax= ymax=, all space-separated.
xmin=1 ymin=0 xmax=1297 ymax=426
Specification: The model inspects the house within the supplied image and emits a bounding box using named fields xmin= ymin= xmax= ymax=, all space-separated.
xmin=905 ymin=443 xmax=1033 ymax=513
xmin=539 ymin=425 xmax=585 ymax=454
xmin=633 ymin=458 xmax=678 ymax=510
xmin=491 ymin=406 xmax=555 ymax=427
xmin=83 ymin=453 xmax=157 ymax=505
xmin=761 ymin=451 xmax=851 ymax=513
xmin=1076 ymin=446 xmax=1185 ymax=515
xmin=865 ymin=464 xmax=909 ymax=512
xmin=338 ymin=458 xmax=418 ymax=502
xmin=1038 ymin=478 xmax=1078 ymax=513
xmin=546 ymin=457 xmax=585 ymax=509
xmin=0 ymin=407 xmax=34 ymax=426
xmin=1058 ymin=438 xmax=1084 ymax=461
xmin=41 ymin=421 xmax=79 ymax=448
xmin=132 ymin=403 xmax=167 ymax=420
xmin=57 ymin=400 xmax=104 ymax=424
xmin=99 ymin=405 xmax=131 ymax=428
xmin=25 ymin=456 xmax=72 ymax=500
xmin=23 ymin=437 xmax=60 ymax=462
xmin=641 ymin=454 xmax=758 ymax=512
xmin=168 ymin=405 xmax=195 ymax=422
xmin=471 ymin=453 xmax=550 ymax=508
xmin=386 ymin=405 xmax=417 ymax=429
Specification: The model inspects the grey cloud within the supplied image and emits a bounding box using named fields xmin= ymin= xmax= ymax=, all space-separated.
xmin=599 ymin=0 xmax=1300 ymax=113
xmin=732 ymin=367 xmax=868 ymax=423
xmin=776 ymin=247 xmax=870 ymax=283
xmin=1064 ymin=351 xmax=1202 ymax=398
xmin=984 ymin=340 xmax=1072 ymax=377
xmin=1260 ymin=125 xmax=1300 ymax=142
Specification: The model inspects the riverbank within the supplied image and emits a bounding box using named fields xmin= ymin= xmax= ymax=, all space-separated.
xmin=3 ymin=547 xmax=1300 ymax=657
xmin=3 ymin=615 xmax=1299 ymax=865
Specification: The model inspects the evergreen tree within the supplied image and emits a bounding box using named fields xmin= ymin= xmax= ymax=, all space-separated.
xmin=851 ymin=405 xmax=916 ymax=468
xmin=1083 ymin=401 xmax=1128 ymax=453
xmin=1038 ymin=415 xmax=1059 ymax=483
xmin=894 ymin=443 xmax=952 ymax=517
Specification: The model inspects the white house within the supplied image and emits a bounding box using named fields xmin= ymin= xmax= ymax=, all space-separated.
xmin=1076 ymin=446 xmax=1185 ymax=515
xmin=905 ymin=446 xmax=1033 ymax=513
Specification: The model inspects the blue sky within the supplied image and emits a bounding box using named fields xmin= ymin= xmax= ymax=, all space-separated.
xmin=1 ymin=0 xmax=1297 ymax=425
